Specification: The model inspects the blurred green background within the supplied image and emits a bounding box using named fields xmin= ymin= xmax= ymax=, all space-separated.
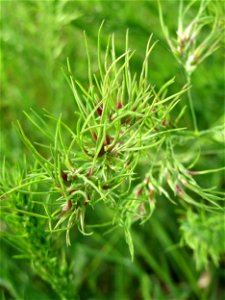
xmin=1 ymin=1 xmax=224 ymax=299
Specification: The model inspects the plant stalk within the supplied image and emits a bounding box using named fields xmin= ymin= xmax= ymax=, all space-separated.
xmin=187 ymin=73 xmax=198 ymax=133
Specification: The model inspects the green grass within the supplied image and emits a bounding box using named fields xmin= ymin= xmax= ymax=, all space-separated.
xmin=0 ymin=1 xmax=224 ymax=299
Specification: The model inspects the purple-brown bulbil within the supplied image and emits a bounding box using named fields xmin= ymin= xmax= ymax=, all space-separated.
xmin=62 ymin=200 xmax=72 ymax=213
xmin=176 ymin=184 xmax=183 ymax=195
xmin=116 ymin=101 xmax=123 ymax=109
xmin=61 ymin=171 xmax=68 ymax=182
xmin=96 ymin=105 xmax=103 ymax=117
xmin=104 ymin=134 xmax=111 ymax=146
xmin=91 ymin=131 xmax=97 ymax=141
xmin=135 ymin=187 xmax=143 ymax=198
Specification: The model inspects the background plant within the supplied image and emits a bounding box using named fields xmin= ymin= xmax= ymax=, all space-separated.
xmin=1 ymin=1 xmax=224 ymax=299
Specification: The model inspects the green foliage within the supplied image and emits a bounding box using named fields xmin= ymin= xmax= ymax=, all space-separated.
xmin=180 ymin=209 xmax=225 ymax=270
xmin=0 ymin=1 xmax=224 ymax=299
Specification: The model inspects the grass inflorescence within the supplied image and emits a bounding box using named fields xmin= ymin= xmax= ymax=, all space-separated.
xmin=0 ymin=1 xmax=224 ymax=299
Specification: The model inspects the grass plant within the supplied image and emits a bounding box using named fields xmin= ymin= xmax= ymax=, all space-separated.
xmin=0 ymin=1 xmax=224 ymax=299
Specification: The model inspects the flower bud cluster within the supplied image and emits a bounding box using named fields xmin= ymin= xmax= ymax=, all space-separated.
xmin=160 ymin=0 xmax=224 ymax=75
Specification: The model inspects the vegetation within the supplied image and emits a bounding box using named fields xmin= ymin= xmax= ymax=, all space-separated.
xmin=1 ymin=1 xmax=224 ymax=299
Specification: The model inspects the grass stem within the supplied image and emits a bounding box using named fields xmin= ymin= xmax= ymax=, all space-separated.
xmin=187 ymin=74 xmax=198 ymax=133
